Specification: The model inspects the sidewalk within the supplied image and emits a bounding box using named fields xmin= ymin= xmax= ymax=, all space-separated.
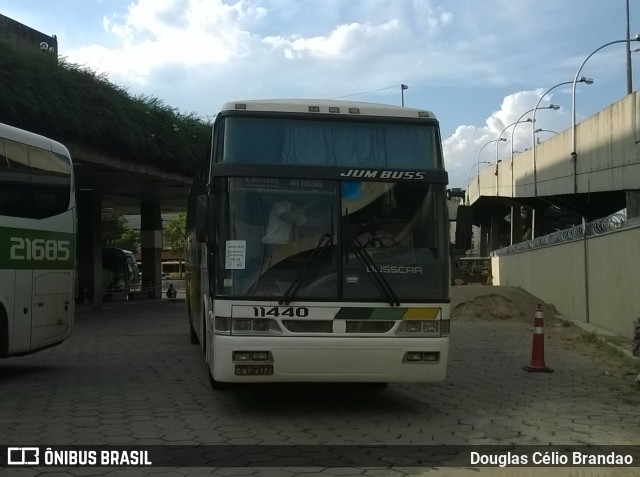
xmin=451 ymin=284 xmax=640 ymax=377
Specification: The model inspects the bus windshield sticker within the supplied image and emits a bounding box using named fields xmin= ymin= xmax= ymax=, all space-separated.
xmin=225 ymin=240 xmax=246 ymax=269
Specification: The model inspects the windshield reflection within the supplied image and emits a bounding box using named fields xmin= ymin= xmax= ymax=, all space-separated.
xmin=216 ymin=178 xmax=447 ymax=301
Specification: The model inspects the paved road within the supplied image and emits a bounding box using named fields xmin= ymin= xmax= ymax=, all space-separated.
xmin=1 ymin=292 xmax=639 ymax=477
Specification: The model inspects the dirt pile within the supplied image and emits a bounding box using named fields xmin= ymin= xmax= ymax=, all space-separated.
xmin=451 ymin=284 xmax=557 ymax=322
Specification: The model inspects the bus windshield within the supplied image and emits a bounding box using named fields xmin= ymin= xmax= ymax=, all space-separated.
xmin=215 ymin=177 xmax=448 ymax=303
xmin=221 ymin=116 xmax=442 ymax=169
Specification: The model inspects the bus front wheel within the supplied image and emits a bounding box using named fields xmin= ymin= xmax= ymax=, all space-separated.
xmin=208 ymin=368 xmax=226 ymax=390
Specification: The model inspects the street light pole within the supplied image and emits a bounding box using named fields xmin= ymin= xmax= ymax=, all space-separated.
xmin=626 ymin=0 xmax=633 ymax=94
xmin=532 ymin=79 xmax=592 ymax=196
xmin=495 ymin=106 xmax=557 ymax=196
xmin=476 ymin=138 xmax=505 ymax=197
xmin=513 ymin=104 xmax=559 ymax=164
xmin=571 ymin=35 xmax=640 ymax=192
xmin=401 ymin=84 xmax=408 ymax=106
xmin=511 ymin=105 xmax=560 ymax=197
xmin=534 ymin=129 xmax=559 ymax=138
xmin=465 ymin=161 xmax=491 ymax=204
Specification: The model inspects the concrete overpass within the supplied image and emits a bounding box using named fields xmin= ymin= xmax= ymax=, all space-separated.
xmin=71 ymin=143 xmax=192 ymax=306
xmin=466 ymin=92 xmax=640 ymax=253
xmin=1 ymin=13 xmax=201 ymax=306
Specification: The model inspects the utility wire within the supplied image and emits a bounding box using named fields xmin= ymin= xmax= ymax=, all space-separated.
xmin=329 ymin=84 xmax=403 ymax=100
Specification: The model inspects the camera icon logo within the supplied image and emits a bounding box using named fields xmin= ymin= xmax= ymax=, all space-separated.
xmin=7 ymin=447 xmax=40 ymax=465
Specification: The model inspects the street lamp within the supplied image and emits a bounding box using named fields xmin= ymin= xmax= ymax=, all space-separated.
xmin=495 ymin=115 xmax=531 ymax=195
xmin=512 ymin=104 xmax=559 ymax=164
xmin=511 ymin=104 xmax=559 ymax=197
xmin=466 ymin=161 xmax=491 ymax=204
xmin=534 ymin=128 xmax=559 ymax=138
xmin=571 ymin=35 xmax=640 ymax=192
xmin=494 ymin=105 xmax=560 ymax=196
xmin=530 ymin=78 xmax=593 ymax=196
xmin=476 ymin=138 xmax=505 ymax=191
xmin=401 ymin=84 xmax=409 ymax=107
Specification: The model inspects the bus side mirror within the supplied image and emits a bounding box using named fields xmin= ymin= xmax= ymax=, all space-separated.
xmin=454 ymin=205 xmax=473 ymax=253
xmin=195 ymin=195 xmax=214 ymax=243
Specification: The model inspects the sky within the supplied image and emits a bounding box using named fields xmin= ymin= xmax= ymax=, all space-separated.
xmin=3 ymin=0 xmax=640 ymax=189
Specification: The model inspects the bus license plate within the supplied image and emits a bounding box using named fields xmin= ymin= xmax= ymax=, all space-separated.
xmin=235 ymin=364 xmax=274 ymax=376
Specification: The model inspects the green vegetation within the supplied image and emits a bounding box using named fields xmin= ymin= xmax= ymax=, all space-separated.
xmin=0 ymin=41 xmax=211 ymax=176
xmin=164 ymin=212 xmax=186 ymax=277
xmin=101 ymin=212 xmax=139 ymax=253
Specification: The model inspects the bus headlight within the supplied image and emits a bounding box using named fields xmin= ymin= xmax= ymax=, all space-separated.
xmin=404 ymin=321 xmax=422 ymax=333
xmin=233 ymin=351 xmax=251 ymax=361
xmin=215 ymin=316 xmax=230 ymax=332
xmin=252 ymin=320 xmax=270 ymax=332
xmin=234 ymin=319 xmax=252 ymax=331
xmin=226 ymin=318 xmax=283 ymax=335
xmin=422 ymin=322 xmax=438 ymax=333
xmin=396 ymin=320 xmax=442 ymax=335
xmin=232 ymin=350 xmax=273 ymax=362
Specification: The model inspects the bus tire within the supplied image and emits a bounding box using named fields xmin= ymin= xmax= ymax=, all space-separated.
xmin=208 ymin=368 xmax=226 ymax=390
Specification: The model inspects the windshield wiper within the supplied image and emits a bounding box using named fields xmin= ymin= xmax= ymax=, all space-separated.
xmin=351 ymin=237 xmax=400 ymax=307
xmin=280 ymin=233 xmax=333 ymax=305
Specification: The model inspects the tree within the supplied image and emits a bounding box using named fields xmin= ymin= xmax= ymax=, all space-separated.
xmin=102 ymin=213 xmax=139 ymax=253
xmin=114 ymin=228 xmax=140 ymax=254
xmin=164 ymin=212 xmax=186 ymax=277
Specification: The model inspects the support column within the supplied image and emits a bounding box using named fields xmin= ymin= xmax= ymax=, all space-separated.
xmin=140 ymin=199 xmax=163 ymax=299
xmin=626 ymin=190 xmax=640 ymax=219
xmin=479 ymin=223 xmax=489 ymax=257
xmin=510 ymin=205 xmax=524 ymax=245
xmin=532 ymin=207 xmax=546 ymax=239
xmin=489 ymin=215 xmax=501 ymax=251
xmin=77 ymin=190 xmax=102 ymax=306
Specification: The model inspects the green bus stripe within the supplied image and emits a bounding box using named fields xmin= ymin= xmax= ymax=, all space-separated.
xmin=0 ymin=225 xmax=75 ymax=270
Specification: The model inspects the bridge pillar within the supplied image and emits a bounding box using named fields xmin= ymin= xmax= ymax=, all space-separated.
xmin=532 ymin=207 xmax=546 ymax=239
xmin=490 ymin=215 xmax=501 ymax=251
xmin=479 ymin=223 xmax=489 ymax=257
xmin=626 ymin=190 xmax=640 ymax=219
xmin=510 ymin=206 xmax=524 ymax=245
xmin=140 ymin=199 xmax=163 ymax=299
xmin=77 ymin=190 xmax=102 ymax=306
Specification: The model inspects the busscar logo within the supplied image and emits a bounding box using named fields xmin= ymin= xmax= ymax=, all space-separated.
xmin=8 ymin=447 xmax=39 ymax=465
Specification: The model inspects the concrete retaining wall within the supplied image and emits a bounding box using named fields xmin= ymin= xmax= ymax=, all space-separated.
xmin=492 ymin=224 xmax=640 ymax=337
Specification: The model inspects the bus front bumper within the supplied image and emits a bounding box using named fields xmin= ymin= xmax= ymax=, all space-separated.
xmin=211 ymin=335 xmax=448 ymax=383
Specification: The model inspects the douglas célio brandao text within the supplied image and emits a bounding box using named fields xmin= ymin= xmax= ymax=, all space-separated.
xmin=470 ymin=451 xmax=634 ymax=467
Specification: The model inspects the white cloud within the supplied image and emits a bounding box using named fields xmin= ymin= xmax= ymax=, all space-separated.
xmin=67 ymin=0 xmax=267 ymax=83
xmin=444 ymin=89 xmax=569 ymax=189
xmin=264 ymin=19 xmax=399 ymax=60
xmin=63 ymin=0 xmax=460 ymax=92
xmin=50 ymin=0 xmax=621 ymax=191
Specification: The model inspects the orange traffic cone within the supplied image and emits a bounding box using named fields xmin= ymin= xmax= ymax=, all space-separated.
xmin=523 ymin=304 xmax=553 ymax=373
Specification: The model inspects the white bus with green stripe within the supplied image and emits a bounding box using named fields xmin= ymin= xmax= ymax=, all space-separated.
xmin=0 ymin=123 xmax=75 ymax=357
xmin=186 ymin=100 xmax=450 ymax=385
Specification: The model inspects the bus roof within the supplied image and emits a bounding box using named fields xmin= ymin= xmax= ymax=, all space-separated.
xmin=0 ymin=122 xmax=70 ymax=157
xmin=220 ymin=99 xmax=437 ymax=120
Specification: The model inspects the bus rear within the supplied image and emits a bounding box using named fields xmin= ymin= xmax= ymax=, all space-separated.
xmin=0 ymin=123 xmax=76 ymax=357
